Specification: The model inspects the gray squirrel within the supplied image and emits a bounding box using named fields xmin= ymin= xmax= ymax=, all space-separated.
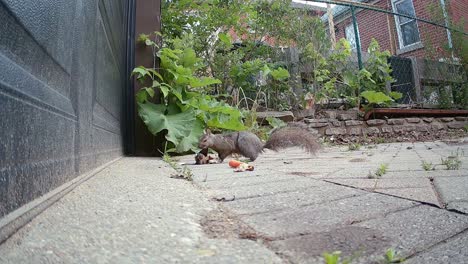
xmin=198 ymin=125 xmax=320 ymax=162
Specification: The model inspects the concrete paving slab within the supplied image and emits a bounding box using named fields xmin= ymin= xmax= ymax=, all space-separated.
xmin=405 ymin=231 xmax=468 ymax=264
xmin=240 ymin=193 xmax=416 ymax=238
xmin=375 ymin=177 xmax=432 ymax=188
xmin=0 ymin=158 xmax=282 ymax=264
xmin=356 ymin=205 xmax=468 ymax=257
xmin=323 ymin=179 xmax=377 ymax=190
xmin=208 ymin=178 xmax=323 ymax=200
xmin=269 ymin=226 xmax=391 ymax=264
xmin=195 ymin=172 xmax=300 ymax=189
xmin=223 ymin=184 xmax=366 ymax=215
xmin=433 ymin=177 xmax=468 ymax=213
xmin=374 ymin=188 xmax=440 ymax=206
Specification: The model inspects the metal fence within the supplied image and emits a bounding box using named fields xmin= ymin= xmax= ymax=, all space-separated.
xmin=299 ymin=0 xmax=468 ymax=109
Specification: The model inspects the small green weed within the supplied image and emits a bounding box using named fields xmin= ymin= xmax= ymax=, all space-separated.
xmin=368 ymin=163 xmax=388 ymax=178
xmin=421 ymin=161 xmax=435 ymax=171
xmin=323 ymin=251 xmax=352 ymax=264
xmin=441 ymin=148 xmax=463 ymax=170
xmin=375 ymin=137 xmax=386 ymax=144
xmin=348 ymin=143 xmax=362 ymax=151
xmin=164 ymin=152 xmax=193 ymax=181
xmin=463 ymin=124 xmax=468 ymax=132
xmin=380 ymin=248 xmax=405 ymax=263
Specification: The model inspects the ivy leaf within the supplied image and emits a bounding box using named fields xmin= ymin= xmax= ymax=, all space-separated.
xmin=361 ymin=91 xmax=392 ymax=105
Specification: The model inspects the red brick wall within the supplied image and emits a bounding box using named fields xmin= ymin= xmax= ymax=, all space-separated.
xmin=448 ymin=0 xmax=468 ymax=32
xmin=334 ymin=0 xmax=452 ymax=59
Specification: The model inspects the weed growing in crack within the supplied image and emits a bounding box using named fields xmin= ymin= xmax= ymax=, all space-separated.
xmin=322 ymin=248 xmax=403 ymax=264
xmin=348 ymin=143 xmax=362 ymax=151
xmin=421 ymin=161 xmax=435 ymax=171
xmin=163 ymin=152 xmax=193 ymax=181
xmin=368 ymin=163 xmax=388 ymax=178
xmin=380 ymin=248 xmax=405 ymax=263
xmin=375 ymin=137 xmax=386 ymax=144
xmin=323 ymin=251 xmax=351 ymax=264
xmin=441 ymin=148 xmax=463 ymax=170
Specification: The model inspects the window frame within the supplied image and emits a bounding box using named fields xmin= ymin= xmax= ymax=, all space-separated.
xmin=345 ymin=23 xmax=360 ymax=50
xmin=391 ymin=0 xmax=421 ymax=49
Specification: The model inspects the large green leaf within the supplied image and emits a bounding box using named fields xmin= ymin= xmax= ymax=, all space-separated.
xmin=361 ymin=91 xmax=392 ymax=104
xmin=138 ymin=102 xmax=196 ymax=146
xmin=175 ymin=118 xmax=205 ymax=153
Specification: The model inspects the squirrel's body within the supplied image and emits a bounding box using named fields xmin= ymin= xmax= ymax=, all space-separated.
xmin=198 ymin=126 xmax=320 ymax=162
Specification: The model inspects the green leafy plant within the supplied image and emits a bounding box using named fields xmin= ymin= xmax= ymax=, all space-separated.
xmin=441 ymin=149 xmax=463 ymax=170
xmin=369 ymin=163 xmax=388 ymax=178
xmin=421 ymin=161 xmax=435 ymax=171
xmin=361 ymin=90 xmax=402 ymax=112
xmin=134 ymin=33 xmax=246 ymax=153
xmin=322 ymin=251 xmax=352 ymax=264
xmin=348 ymin=143 xmax=362 ymax=151
xmin=381 ymin=248 xmax=405 ymax=263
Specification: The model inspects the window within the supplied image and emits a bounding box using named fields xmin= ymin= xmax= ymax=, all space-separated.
xmin=392 ymin=0 xmax=421 ymax=48
xmin=345 ymin=23 xmax=360 ymax=50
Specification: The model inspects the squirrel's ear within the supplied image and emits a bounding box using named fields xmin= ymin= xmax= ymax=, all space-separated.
xmin=205 ymin=129 xmax=212 ymax=135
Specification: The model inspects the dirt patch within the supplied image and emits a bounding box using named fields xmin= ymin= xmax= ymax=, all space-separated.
xmin=200 ymin=207 xmax=272 ymax=241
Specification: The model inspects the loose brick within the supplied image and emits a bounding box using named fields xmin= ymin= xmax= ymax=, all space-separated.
xmin=406 ymin=118 xmax=421 ymax=123
xmin=388 ymin=119 xmax=405 ymax=125
xmin=345 ymin=120 xmax=364 ymax=126
xmin=337 ymin=114 xmax=354 ymax=121
xmin=454 ymin=116 xmax=467 ymax=121
xmin=325 ymin=128 xmax=347 ymax=135
xmin=422 ymin=118 xmax=434 ymax=123
xmin=366 ymin=119 xmax=386 ymax=126
xmin=447 ymin=122 xmax=466 ymax=129
xmin=349 ymin=127 xmax=362 ymax=135
xmin=431 ymin=123 xmax=445 ymax=130
xmin=416 ymin=125 xmax=430 ymax=132
xmin=332 ymin=121 xmax=342 ymax=127
xmin=440 ymin=117 xmax=454 ymax=122
xmin=381 ymin=126 xmax=393 ymax=133
xmin=308 ymin=122 xmax=329 ymax=128
xmin=365 ymin=127 xmax=380 ymax=135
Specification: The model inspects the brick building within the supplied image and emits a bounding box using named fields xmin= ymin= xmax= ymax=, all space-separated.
xmin=322 ymin=0 xmax=467 ymax=59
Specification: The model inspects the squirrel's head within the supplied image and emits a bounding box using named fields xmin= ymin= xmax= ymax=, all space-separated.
xmin=198 ymin=129 xmax=214 ymax=149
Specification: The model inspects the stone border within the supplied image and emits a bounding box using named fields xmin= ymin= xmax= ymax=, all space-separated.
xmin=304 ymin=116 xmax=468 ymax=137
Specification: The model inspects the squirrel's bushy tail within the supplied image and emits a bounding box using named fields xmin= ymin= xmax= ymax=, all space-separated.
xmin=264 ymin=125 xmax=321 ymax=154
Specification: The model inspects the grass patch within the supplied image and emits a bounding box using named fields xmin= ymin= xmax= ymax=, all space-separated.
xmin=348 ymin=143 xmax=362 ymax=151
xmin=163 ymin=153 xmax=193 ymax=181
xmin=421 ymin=161 xmax=435 ymax=171
xmin=441 ymin=148 xmax=463 ymax=170
xmin=368 ymin=163 xmax=388 ymax=178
